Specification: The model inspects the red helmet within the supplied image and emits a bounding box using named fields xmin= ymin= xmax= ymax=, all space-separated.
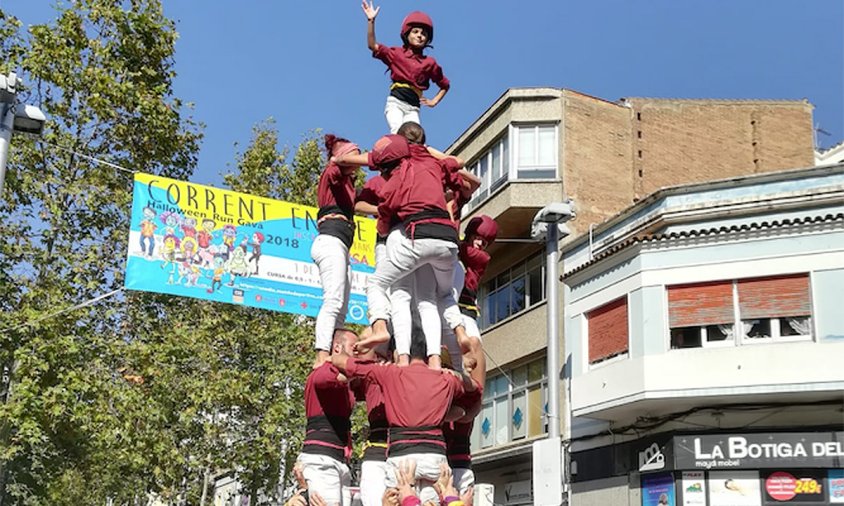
xmin=464 ymin=215 xmax=498 ymax=244
xmin=401 ymin=11 xmax=434 ymax=44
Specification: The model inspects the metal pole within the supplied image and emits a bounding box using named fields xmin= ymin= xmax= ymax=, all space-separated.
xmin=545 ymin=221 xmax=560 ymax=439
xmin=0 ymin=103 xmax=14 ymax=198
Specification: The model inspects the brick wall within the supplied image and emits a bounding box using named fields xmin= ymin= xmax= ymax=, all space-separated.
xmin=627 ymin=99 xmax=815 ymax=199
xmin=562 ymin=90 xmax=635 ymax=236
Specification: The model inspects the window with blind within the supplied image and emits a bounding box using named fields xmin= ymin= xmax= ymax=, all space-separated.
xmin=738 ymin=274 xmax=812 ymax=341
xmin=668 ymin=274 xmax=813 ymax=349
xmin=587 ymin=297 xmax=629 ymax=364
xmin=668 ymin=281 xmax=735 ymax=348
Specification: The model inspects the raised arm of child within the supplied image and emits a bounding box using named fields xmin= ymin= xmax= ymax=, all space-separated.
xmin=426 ymin=146 xmax=465 ymax=167
xmin=362 ymin=0 xmax=380 ymax=52
xmin=457 ymin=169 xmax=481 ymax=194
xmin=333 ymin=152 xmax=370 ymax=167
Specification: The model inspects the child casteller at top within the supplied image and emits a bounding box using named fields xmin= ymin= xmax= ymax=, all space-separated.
xmin=362 ymin=1 xmax=450 ymax=134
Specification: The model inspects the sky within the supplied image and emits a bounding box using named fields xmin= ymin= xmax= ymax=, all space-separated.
xmin=6 ymin=0 xmax=844 ymax=187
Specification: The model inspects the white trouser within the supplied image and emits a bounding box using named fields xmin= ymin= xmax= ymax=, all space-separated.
xmin=389 ymin=271 xmax=417 ymax=356
xmin=374 ymin=242 xmax=388 ymax=269
xmin=359 ymin=460 xmax=388 ymax=506
xmin=386 ymin=454 xmax=448 ymax=505
xmin=312 ymin=234 xmax=351 ymax=351
xmin=452 ymin=468 xmax=475 ymax=496
xmin=297 ymin=453 xmax=351 ymax=506
xmin=385 ymin=96 xmax=421 ymax=134
xmin=442 ymin=260 xmax=467 ymax=369
xmin=367 ymin=229 xmax=461 ymax=358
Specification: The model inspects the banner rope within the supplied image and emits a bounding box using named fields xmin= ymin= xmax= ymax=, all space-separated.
xmin=38 ymin=140 xmax=137 ymax=175
xmin=0 ymin=287 xmax=125 ymax=334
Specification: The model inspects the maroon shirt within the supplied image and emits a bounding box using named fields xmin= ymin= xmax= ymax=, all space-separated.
xmin=305 ymin=362 xmax=355 ymax=418
xmin=317 ymin=162 xmax=356 ymax=218
xmin=356 ymin=174 xmax=386 ymax=208
xmin=378 ymin=145 xmax=462 ymax=226
xmin=373 ymin=45 xmax=450 ymax=92
xmin=302 ymin=363 xmax=355 ymax=460
xmin=351 ymin=371 xmax=387 ymax=426
xmin=345 ymin=359 xmax=465 ymax=427
xmin=351 ymin=369 xmax=389 ymax=461
xmin=459 ymin=244 xmax=491 ymax=305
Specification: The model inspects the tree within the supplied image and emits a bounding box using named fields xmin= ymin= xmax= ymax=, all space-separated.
xmin=0 ymin=0 xmax=200 ymax=503
xmin=1 ymin=2 xmax=361 ymax=503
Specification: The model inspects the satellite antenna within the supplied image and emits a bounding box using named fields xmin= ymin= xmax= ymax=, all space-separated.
xmin=814 ymin=122 xmax=831 ymax=149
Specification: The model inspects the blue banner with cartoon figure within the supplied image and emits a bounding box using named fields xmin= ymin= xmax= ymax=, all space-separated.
xmin=125 ymin=172 xmax=377 ymax=324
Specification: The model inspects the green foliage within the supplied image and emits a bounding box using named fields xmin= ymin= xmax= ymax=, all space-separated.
xmin=0 ymin=2 xmax=328 ymax=505
xmin=225 ymin=121 xmax=328 ymax=207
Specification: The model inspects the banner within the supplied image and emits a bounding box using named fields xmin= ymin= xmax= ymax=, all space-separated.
xmin=708 ymin=471 xmax=762 ymax=506
xmin=124 ymin=173 xmax=377 ymax=323
xmin=642 ymin=473 xmax=676 ymax=506
xmin=829 ymin=469 xmax=844 ymax=503
xmin=763 ymin=470 xmax=826 ymax=503
xmin=681 ymin=471 xmax=706 ymax=506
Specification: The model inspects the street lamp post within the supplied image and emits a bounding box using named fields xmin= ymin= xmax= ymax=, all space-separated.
xmin=0 ymin=71 xmax=47 ymax=198
xmin=530 ymin=200 xmax=576 ymax=506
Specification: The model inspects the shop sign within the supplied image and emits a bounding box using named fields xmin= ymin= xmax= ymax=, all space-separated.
xmin=674 ymin=432 xmax=844 ymax=470
xmin=640 ymin=442 xmax=668 ymax=472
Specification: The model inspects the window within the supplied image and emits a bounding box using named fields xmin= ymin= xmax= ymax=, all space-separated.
xmin=668 ymin=281 xmax=735 ymax=349
xmin=467 ymin=135 xmax=508 ymax=209
xmin=472 ymin=359 xmax=548 ymax=451
xmin=738 ymin=274 xmax=812 ymax=342
xmin=587 ymin=297 xmax=629 ymax=364
xmin=515 ymin=125 xmax=557 ymax=179
xmin=668 ymin=274 xmax=812 ymax=349
xmin=462 ymin=124 xmax=556 ymax=213
xmin=480 ymin=252 xmax=545 ymax=329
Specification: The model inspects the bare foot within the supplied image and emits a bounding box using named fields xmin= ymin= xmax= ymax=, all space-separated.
xmin=354 ymin=333 xmax=390 ymax=354
xmin=455 ymin=325 xmax=472 ymax=354
xmin=355 ymin=319 xmax=390 ymax=354
xmin=444 ymin=405 xmax=466 ymax=422
xmin=313 ymin=350 xmax=330 ymax=369
xmin=428 ymin=354 xmax=442 ymax=370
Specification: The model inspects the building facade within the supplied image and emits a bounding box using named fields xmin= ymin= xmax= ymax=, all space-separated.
xmin=444 ymin=87 xmax=818 ymax=505
xmin=562 ymin=164 xmax=844 ymax=506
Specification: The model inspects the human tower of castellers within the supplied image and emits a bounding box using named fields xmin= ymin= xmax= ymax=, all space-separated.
xmin=287 ymin=4 xmax=498 ymax=506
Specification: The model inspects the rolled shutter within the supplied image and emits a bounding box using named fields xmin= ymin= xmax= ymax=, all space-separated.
xmin=668 ymin=281 xmax=734 ymax=328
xmin=738 ymin=274 xmax=810 ymax=320
xmin=588 ymin=297 xmax=628 ymax=364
